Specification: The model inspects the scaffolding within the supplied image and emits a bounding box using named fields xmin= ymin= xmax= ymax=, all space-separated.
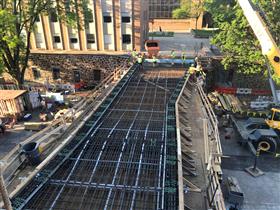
xmin=11 ymin=66 xmax=186 ymax=210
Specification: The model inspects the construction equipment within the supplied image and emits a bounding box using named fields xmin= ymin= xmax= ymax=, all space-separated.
xmin=237 ymin=0 xmax=280 ymax=77
xmin=228 ymin=0 xmax=280 ymax=153
xmin=232 ymin=117 xmax=279 ymax=153
xmin=265 ymin=108 xmax=280 ymax=130
xmin=145 ymin=40 xmax=160 ymax=57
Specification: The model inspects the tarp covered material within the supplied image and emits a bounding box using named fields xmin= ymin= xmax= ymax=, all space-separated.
xmin=0 ymin=90 xmax=27 ymax=100
xmin=144 ymin=58 xmax=194 ymax=64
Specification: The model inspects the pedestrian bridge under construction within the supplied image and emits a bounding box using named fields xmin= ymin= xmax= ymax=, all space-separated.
xmin=10 ymin=64 xmax=224 ymax=210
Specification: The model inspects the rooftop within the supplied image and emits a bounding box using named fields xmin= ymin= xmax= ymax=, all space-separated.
xmin=0 ymin=90 xmax=27 ymax=100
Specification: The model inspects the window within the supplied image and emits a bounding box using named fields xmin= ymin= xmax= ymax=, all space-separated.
xmin=73 ymin=70 xmax=81 ymax=83
xmin=104 ymin=35 xmax=112 ymax=44
xmin=70 ymin=38 xmax=78 ymax=43
xmin=93 ymin=70 xmax=101 ymax=81
xmin=52 ymin=68 xmax=60 ymax=80
xmin=35 ymin=15 xmax=40 ymax=22
xmin=103 ymin=16 xmax=112 ymax=23
xmin=87 ymin=34 xmax=95 ymax=44
xmin=32 ymin=68 xmax=40 ymax=80
xmin=36 ymin=33 xmax=43 ymax=44
xmin=50 ymin=9 xmax=58 ymax=22
xmin=54 ymin=36 xmax=61 ymax=43
xmin=88 ymin=13 xmax=94 ymax=23
xmin=122 ymin=34 xmax=131 ymax=44
xmin=122 ymin=16 xmax=130 ymax=23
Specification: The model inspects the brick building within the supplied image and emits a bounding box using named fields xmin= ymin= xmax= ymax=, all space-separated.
xmin=31 ymin=0 xmax=149 ymax=52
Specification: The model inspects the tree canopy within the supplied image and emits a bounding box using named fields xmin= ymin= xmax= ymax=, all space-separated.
xmin=0 ymin=0 xmax=90 ymax=85
xmin=205 ymin=0 xmax=280 ymax=80
xmin=172 ymin=0 xmax=204 ymax=29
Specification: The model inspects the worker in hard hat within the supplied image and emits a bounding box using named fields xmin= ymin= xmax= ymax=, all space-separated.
xmin=188 ymin=64 xmax=196 ymax=74
xmin=171 ymin=50 xmax=176 ymax=65
xmin=181 ymin=52 xmax=186 ymax=66
xmin=188 ymin=64 xmax=197 ymax=81
xmin=137 ymin=53 xmax=144 ymax=70
xmin=152 ymin=54 xmax=158 ymax=68
xmin=196 ymin=63 xmax=206 ymax=78
xmin=131 ymin=48 xmax=137 ymax=62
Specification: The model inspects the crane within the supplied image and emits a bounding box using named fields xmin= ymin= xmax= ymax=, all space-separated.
xmin=237 ymin=0 xmax=280 ymax=76
xmin=237 ymin=0 xmax=280 ymax=132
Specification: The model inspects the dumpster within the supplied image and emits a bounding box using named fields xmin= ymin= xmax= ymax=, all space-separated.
xmin=224 ymin=176 xmax=244 ymax=207
xmin=22 ymin=142 xmax=41 ymax=165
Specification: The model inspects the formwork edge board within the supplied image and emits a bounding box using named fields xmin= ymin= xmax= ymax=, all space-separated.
xmin=175 ymin=74 xmax=190 ymax=210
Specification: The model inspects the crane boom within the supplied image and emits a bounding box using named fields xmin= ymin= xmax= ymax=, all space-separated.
xmin=237 ymin=0 xmax=280 ymax=76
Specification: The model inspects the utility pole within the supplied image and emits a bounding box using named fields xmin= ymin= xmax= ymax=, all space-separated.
xmin=0 ymin=163 xmax=12 ymax=210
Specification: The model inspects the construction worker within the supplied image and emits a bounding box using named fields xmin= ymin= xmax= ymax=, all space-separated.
xmin=171 ymin=50 xmax=176 ymax=65
xmin=194 ymin=56 xmax=198 ymax=67
xmin=137 ymin=53 xmax=144 ymax=70
xmin=132 ymin=48 xmax=137 ymax=62
xmin=181 ymin=52 xmax=186 ymax=66
xmin=152 ymin=54 xmax=157 ymax=67
xmin=188 ymin=64 xmax=197 ymax=81
xmin=196 ymin=63 xmax=206 ymax=78
xmin=188 ymin=64 xmax=196 ymax=74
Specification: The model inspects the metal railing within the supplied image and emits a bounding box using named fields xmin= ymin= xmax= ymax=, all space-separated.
xmin=197 ymin=84 xmax=225 ymax=210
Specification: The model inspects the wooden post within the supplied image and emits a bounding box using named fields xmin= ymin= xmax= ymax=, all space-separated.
xmin=0 ymin=163 xmax=12 ymax=210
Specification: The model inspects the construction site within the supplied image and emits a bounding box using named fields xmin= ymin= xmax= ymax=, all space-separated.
xmin=0 ymin=0 xmax=280 ymax=210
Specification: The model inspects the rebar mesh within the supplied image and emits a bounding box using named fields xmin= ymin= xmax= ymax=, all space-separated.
xmin=12 ymin=66 xmax=185 ymax=210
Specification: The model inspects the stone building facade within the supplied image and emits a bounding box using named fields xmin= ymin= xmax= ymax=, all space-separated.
xmin=25 ymin=53 xmax=131 ymax=87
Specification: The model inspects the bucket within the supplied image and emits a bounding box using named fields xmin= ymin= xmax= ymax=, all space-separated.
xmin=22 ymin=142 xmax=41 ymax=165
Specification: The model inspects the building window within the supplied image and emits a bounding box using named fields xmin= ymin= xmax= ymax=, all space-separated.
xmin=122 ymin=34 xmax=131 ymax=44
xmin=73 ymin=70 xmax=81 ymax=83
xmin=32 ymin=68 xmax=40 ymax=80
xmin=88 ymin=13 xmax=94 ymax=23
xmin=50 ymin=9 xmax=58 ymax=22
xmin=36 ymin=33 xmax=43 ymax=44
xmin=54 ymin=36 xmax=61 ymax=43
xmin=52 ymin=68 xmax=60 ymax=80
xmin=87 ymin=34 xmax=95 ymax=44
xmin=93 ymin=70 xmax=101 ymax=81
xmin=70 ymin=38 xmax=78 ymax=43
xmin=35 ymin=15 xmax=40 ymax=22
xmin=104 ymin=34 xmax=112 ymax=44
xmin=103 ymin=16 xmax=112 ymax=23
xmin=122 ymin=16 xmax=131 ymax=23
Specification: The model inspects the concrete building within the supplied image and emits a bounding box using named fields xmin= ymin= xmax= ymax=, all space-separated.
xmin=30 ymin=0 xmax=149 ymax=52
xmin=149 ymin=0 xmax=181 ymax=19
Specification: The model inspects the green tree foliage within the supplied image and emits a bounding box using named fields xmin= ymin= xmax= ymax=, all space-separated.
xmin=0 ymin=0 xmax=90 ymax=86
xmin=256 ymin=0 xmax=280 ymax=46
xmin=205 ymin=0 xmax=266 ymax=75
xmin=205 ymin=0 xmax=280 ymax=80
xmin=172 ymin=8 xmax=189 ymax=19
xmin=172 ymin=0 xmax=204 ymax=29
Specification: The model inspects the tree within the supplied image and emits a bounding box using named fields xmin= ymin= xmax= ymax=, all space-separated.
xmin=205 ymin=0 xmax=280 ymax=81
xmin=0 ymin=0 xmax=90 ymax=86
xmin=204 ymin=0 xmax=265 ymax=75
xmin=172 ymin=0 xmax=204 ymax=30
xmin=256 ymin=0 xmax=280 ymax=46
xmin=190 ymin=0 xmax=204 ymax=30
